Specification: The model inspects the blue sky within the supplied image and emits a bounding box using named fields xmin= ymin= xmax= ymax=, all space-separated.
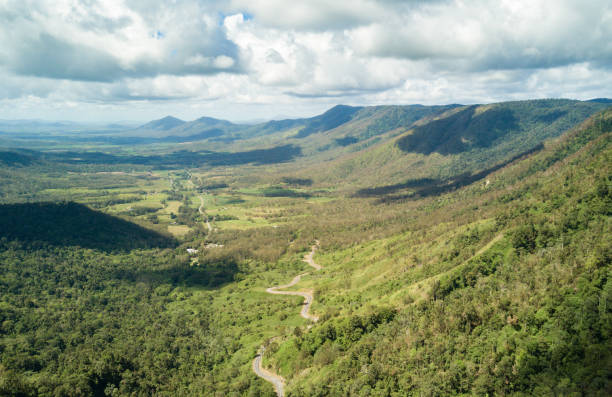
xmin=0 ymin=0 xmax=610 ymax=122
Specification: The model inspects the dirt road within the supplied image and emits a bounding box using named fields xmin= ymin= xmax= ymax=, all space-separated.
xmin=198 ymin=195 xmax=212 ymax=232
xmin=404 ymin=233 xmax=505 ymax=302
xmin=266 ymin=273 xmax=317 ymax=321
xmin=302 ymin=240 xmax=321 ymax=270
xmin=253 ymin=345 xmax=285 ymax=397
xmin=266 ymin=242 xmax=320 ymax=321
xmin=253 ymin=242 xmax=321 ymax=396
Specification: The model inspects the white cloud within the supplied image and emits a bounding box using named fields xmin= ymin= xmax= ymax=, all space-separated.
xmin=0 ymin=0 xmax=610 ymax=121
xmin=348 ymin=0 xmax=612 ymax=70
xmin=229 ymin=0 xmax=387 ymax=30
xmin=213 ymin=56 xmax=236 ymax=69
xmin=0 ymin=0 xmax=241 ymax=82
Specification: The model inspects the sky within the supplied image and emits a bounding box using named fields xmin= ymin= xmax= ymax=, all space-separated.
xmin=0 ymin=0 xmax=611 ymax=123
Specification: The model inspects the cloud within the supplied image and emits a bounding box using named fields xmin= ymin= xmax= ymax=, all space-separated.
xmin=0 ymin=0 xmax=241 ymax=82
xmin=229 ymin=0 xmax=384 ymax=30
xmin=348 ymin=0 xmax=612 ymax=71
xmin=224 ymin=14 xmax=409 ymax=95
xmin=7 ymin=33 xmax=125 ymax=82
xmin=0 ymin=0 xmax=610 ymax=121
xmin=228 ymin=0 xmax=450 ymax=31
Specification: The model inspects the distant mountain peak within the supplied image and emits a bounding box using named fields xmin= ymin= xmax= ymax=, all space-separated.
xmin=192 ymin=116 xmax=236 ymax=126
xmin=160 ymin=115 xmax=181 ymax=121
xmin=138 ymin=116 xmax=185 ymax=131
xmin=327 ymin=104 xmax=360 ymax=112
xmin=294 ymin=104 xmax=363 ymax=138
xmin=195 ymin=116 xmax=219 ymax=121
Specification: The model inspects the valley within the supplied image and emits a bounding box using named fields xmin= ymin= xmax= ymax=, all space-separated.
xmin=0 ymin=99 xmax=610 ymax=396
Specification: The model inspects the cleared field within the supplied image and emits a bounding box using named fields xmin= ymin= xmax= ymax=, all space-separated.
xmin=167 ymin=224 xmax=191 ymax=237
xmin=163 ymin=200 xmax=182 ymax=214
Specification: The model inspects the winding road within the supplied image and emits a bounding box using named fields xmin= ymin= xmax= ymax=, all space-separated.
xmin=253 ymin=241 xmax=321 ymax=396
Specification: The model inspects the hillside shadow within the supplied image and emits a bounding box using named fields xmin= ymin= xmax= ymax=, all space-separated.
xmin=396 ymin=106 xmax=519 ymax=155
xmin=114 ymin=259 xmax=239 ymax=289
xmin=281 ymin=177 xmax=313 ymax=186
xmin=45 ymin=144 xmax=302 ymax=168
xmin=0 ymin=150 xmax=39 ymax=166
xmin=355 ymin=144 xmax=543 ymax=202
xmin=261 ymin=186 xmax=312 ymax=198
xmin=0 ymin=202 xmax=176 ymax=252
xmin=335 ymin=137 xmax=359 ymax=146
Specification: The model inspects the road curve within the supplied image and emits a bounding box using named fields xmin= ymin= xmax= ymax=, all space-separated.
xmin=266 ymin=273 xmax=318 ymax=321
xmin=265 ymin=241 xmax=321 ymax=321
xmin=253 ymin=346 xmax=285 ymax=397
xmin=302 ymin=240 xmax=321 ymax=270
xmin=253 ymin=241 xmax=322 ymax=396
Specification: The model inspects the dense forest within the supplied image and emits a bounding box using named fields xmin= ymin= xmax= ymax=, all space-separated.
xmin=0 ymin=101 xmax=610 ymax=396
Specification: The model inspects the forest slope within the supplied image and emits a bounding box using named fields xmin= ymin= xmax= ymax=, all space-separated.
xmin=265 ymin=107 xmax=612 ymax=396
xmin=297 ymin=99 xmax=607 ymax=189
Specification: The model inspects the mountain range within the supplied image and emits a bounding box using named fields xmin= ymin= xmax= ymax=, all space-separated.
xmin=2 ymin=99 xmax=610 ymax=191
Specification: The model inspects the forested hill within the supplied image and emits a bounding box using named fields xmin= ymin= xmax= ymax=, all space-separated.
xmin=295 ymin=99 xmax=609 ymax=188
xmin=126 ymin=99 xmax=605 ymax=145
xmin=0 ymin=202 xmax=176 ymax=252
xmin=269 ymin=106 xmax=612 ymax=396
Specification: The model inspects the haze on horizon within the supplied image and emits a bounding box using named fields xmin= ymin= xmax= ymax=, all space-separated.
xmin=0 ymin=0 xmax=611 ymax=123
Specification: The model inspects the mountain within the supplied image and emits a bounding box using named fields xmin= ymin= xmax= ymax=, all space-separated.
xmin=136 ymin=115 xmax=186 ymax=131
xmin=1 ymin=99 xmax=608 ymax=179
xmin=297 ymin=99 xmax=608 ymax=188
xmin=167 ymin=116 xmax=239 ymax=138
xmin=240 ymin=104 xmax=454 ymax=141
xmin=127 ymin=115 xmax=244 ymax=140
xmin=294 ymin=105 xmax=363 ymax=138
xmin=228 ymin=100 xmax=606 ymax=167
xmin=396 ymin=99 xmax=604 ymax=155
xmin=10 ymin=99 xmax=602 ymax=151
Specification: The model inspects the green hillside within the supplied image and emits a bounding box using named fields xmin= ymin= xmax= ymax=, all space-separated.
xmin=0 ymin=102 xmax=610 ymax=396
xmin=1 ymin=100 xmax=606 ymax=177
xmin=264 ymin=106 xmax=612 ymax=396
xmin=297 ymin=99 xmax=606 ymax=189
